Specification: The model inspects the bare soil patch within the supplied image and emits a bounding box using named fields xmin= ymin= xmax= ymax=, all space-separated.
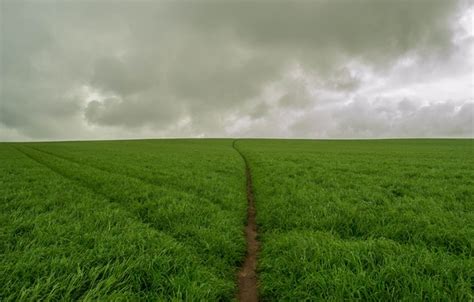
xmin=233 ymin=140 xmax=259 ymax=302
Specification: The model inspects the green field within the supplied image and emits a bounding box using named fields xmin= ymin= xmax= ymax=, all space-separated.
xmin=1 ymin=140 xmax=247 ymax=300
xmin=238 ymin=139 xmax=474 ymax=300
xmin=1 ymin=139 xmax=473 ymax=300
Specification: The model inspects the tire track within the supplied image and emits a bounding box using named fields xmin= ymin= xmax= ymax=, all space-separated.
xmin=14 ymin=144 xmax=237 ymax=273
xmin=14 ymin=146 xmax=241 ymax=260
xmin=13 ymin=146 xmax=198 ymax=247
xmin=232 ymin=140 xmax=259 ymax=302
xmin=25 ymin=145 xmax=228 ymax=212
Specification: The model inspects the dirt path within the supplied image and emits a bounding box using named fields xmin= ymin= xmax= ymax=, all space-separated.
xmin=232 ymin=140 xmax=259 ymax=302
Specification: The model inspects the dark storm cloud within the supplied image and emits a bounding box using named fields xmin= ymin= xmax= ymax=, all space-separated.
xmin=175 ymin=1 xmax=455 ymax=63
xmin=0 ymin=0 xmax=472 ymax=140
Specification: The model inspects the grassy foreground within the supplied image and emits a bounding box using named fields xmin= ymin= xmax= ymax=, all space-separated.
xmin=1 ymin=139 xmax=473 ymax=300
xmin=237 ymin=139 xmax=474 ymax=300
xmin=0 ymin=140 xmax=247 ymax=300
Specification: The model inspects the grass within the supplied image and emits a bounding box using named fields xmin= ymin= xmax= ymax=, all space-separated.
xmin=0 ymin=140 xmax=247 ymax=300
xmin=236 ymin=139 xmax=474 ymax=301
xmin=1 ymin=139 xmax=473 ymax=300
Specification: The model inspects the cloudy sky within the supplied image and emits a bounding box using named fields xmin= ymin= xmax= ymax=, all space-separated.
xmin=1 ymin=0 xmax=473 ymax=141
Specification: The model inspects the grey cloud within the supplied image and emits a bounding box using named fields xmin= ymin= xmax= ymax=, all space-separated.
xmin=91 ymin=56 xmax=157 ymax=96
xmin=84 ymin=93 xmax=184 ymax=129
xmin=288 ymin=99 xmax=473 ymax=138
xmin=174 ymin=0 xmax=457 ymax=68
xmin=397 ymin=101 xmax=473 ymax=137
xmin=0 ymin=0 xmax=471 ymax=140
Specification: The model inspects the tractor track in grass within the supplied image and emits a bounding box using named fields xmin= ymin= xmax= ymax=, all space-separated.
xmin=13 ymin=146 xmax=195 ymax=248
xmin=23 ymin=145 xmax=229 ymax=212
xmin=232 ymin=140 xmax=259 ymax=302
xmin=17 ymin=142 xmax=261 ymax=300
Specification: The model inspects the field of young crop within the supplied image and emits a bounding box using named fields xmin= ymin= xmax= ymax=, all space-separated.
xmin=0 ymin=140 xmax=247 ymax=300
xmin=237 ymin=139 xmax=474 ymax=300
xmin=1 ymin=139 xmax=473 ymax=300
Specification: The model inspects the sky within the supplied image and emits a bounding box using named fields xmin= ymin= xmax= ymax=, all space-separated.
xmin=1 ymin=0 xmax=473 ymax=141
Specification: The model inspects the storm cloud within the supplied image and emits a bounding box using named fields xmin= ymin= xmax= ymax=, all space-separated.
xmin=1 ymin=0 xmax=472 ymax=140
